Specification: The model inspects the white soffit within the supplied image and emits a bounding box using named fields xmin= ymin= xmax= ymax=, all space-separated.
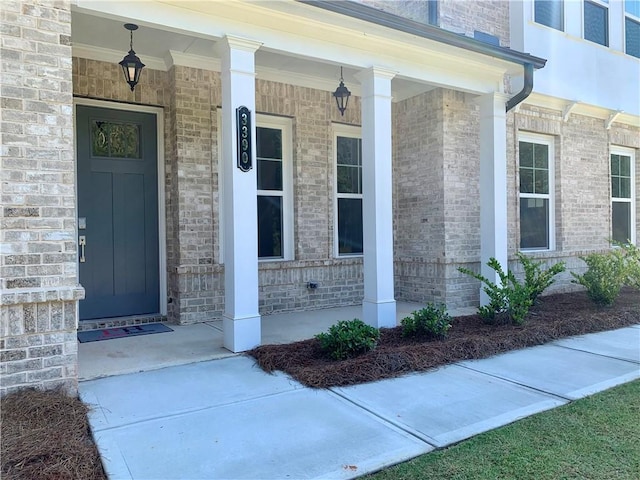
xmin=523 ymin=93 xmax=640 ymax=127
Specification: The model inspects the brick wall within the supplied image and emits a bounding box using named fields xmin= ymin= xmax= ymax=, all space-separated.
xmin=393 ymin=88 xmax=447 ymax=304
xmin=394 ymin=88 xmax=482 ymax=309
xmin=1 ymin=0 xmax=83 ymax=395
xmin=439 ymin=0 xmax=510 ymax=46
xmin=355 ymin=0 xmax=430 ymax=23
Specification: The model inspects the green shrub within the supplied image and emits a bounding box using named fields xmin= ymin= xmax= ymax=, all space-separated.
xmin=315 ymin=319 xmax=380 ymax=360
xmin=615 ymin=241 xmax=640 ymax=289
xmin=459 ymin=258 xmax=533 ymax=325
xmin=401 ymin=304 xmax=452 ymax=339
xmin=571 ymin=251 xmax=626 ymax=306
xmin=518 ymin=253 xmax=566 ymax=303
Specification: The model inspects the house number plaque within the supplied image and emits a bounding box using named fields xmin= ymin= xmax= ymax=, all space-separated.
xmin=236 ymin=106 xmax=252 ymax=172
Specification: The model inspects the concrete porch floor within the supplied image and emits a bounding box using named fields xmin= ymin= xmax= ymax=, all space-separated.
xmin=79 ymin=302 xmax=476 ymax=380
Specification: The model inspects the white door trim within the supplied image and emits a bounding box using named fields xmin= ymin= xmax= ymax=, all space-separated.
xmin=73 ymin=98 xmax=167 ymax=316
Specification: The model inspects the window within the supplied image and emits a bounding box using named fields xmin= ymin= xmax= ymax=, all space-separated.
xmin=611 ymin=148 xmax=636 ymax=244
xmin=625 ymin=1 xmax=640 ymax=58
xmin=334 ymin=125 xmax=363 ymax=256
xmin=535 ymin=0 xmax=564 ymax=31
xmin=217 ymin=113 xmax=293 ymax=261
xmin=584 ymin=0 xmax=609 ymax=46
xmin=518 ymin=134 xmax=555 ymax=251
xmin=91 ymin=121 xmax=140 ymax=158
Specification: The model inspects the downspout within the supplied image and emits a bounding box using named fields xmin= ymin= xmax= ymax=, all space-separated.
xmin=506 ymin=63 xmax=534 ymax=112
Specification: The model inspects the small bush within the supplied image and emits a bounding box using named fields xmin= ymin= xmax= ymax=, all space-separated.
xmin=615 ymin=241 xmax=640 ymax=289
xmin=401 ymin=304 xmax=452 ymax=339
xmin=459 ymin=258 xmax=533 ymax=325
xmin=571 ymin=251 xmax=626 ymax=306
xmin=518 ymin=253 xmax=566 ymax=303
xmin=315 ymin=319 xmax=380 ymax=360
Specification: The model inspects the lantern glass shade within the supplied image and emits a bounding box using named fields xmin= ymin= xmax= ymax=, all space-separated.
xmin=119 ymin=50 xmax=145 ymax=92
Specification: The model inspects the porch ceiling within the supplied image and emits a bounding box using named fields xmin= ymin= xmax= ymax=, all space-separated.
xmin=71 ymin=11 xmax=431 ymax=101
xmin=71 ymin=0 xmax=518 ymax=101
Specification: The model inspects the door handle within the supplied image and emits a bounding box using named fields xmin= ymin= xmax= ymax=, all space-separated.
xmin=79 ymin=235 xmax=86 ymax=263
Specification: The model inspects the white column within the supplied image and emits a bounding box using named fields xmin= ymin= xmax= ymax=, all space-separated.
xmin=358 ymin=66 xmax=397 ymax=328
xmin=221 ymin=36 xmax=262 ymax=352
xmin=477 ymin=92 xmax=509 ymax=306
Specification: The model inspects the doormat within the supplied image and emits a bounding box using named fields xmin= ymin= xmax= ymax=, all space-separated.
xmin=77 ymin=323 xmax=173 ymax=343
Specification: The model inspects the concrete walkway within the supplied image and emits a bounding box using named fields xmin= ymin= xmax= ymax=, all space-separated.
xmin=79 ymin=325 xmax=640 ymax=480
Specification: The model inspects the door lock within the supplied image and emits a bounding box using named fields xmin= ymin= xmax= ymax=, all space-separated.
xmin=79 ymin=235 xmax=86 ymax=263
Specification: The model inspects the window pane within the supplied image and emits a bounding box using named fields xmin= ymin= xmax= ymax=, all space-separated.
xmin=533 ymin=144 xmax=549 ymax=169
xmin=519 ymin=142 xmax=534 ymax=167
xmin=585 ymin=1 xmax=608 ymax=46
xmin=535 ymin=0 xmax=564 ymax=31
xmin=91 ymin=121 xmax=140 ymax=158
xmin=611 ymin=154 xmax=620 ymax=175
xmin=620 ymin=178 xmax=631 ymax=198
xmin=256 ymin=127 xmax=282 ymax=160
xmin=257 ymin=196 xmax=283 ymax=258
xmin=612 ymin=176 xmax=620 ymax=198
xmin=520 ymin=198 xmax=550 ymax=249
xmin=337 ymin=165 xmax=361 ymax=194
xmin=257 ymin=159 xmax=283 ymax=191
xmin=534 ymin=169 xmax=549 ymax=194
xmin=520 ymin=168 xmax=534 ymax=193
xmin=337 ymin=137 xmax=361 ymax=166
xmin=338 ymin=198 xmax=363 ymax=255
xmin=612 ymin=201 xmax=631 ymax=243
xmin=626 ymin=0 xmax=640 ymax=17
xmin=627 ymin=17 xmax=640 ymax=58
xmin=620 ymin=155 xmax=631 ymax=176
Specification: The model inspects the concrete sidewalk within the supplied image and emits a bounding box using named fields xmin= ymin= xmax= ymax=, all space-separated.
xmin=79 ymin=325 xmax=640 ymax=480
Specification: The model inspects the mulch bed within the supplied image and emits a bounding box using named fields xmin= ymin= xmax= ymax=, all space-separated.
xmin=1 ymin=289 xmax=637 ymax=480
xmin=1 ymin=388 xmax=106 ymax=480
xmin=248 ymin=288 xmax=640 ymax=389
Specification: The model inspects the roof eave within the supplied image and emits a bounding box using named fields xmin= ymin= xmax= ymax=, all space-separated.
xmin=298 ymin=0 xmax=547 ymax=70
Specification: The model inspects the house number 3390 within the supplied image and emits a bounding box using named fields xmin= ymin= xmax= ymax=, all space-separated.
xmin=236 ymin=106 xmax=252 ymax=172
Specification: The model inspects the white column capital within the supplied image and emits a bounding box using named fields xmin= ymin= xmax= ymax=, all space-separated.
xmin=221 ymin=35 xmax=263 ymax=53
xmin=474 ymin=91 xmax=511 ymax=113
xmin=356 ymin=66 xmax=397 ymax=81
xmin=356 ymin=66 xmax=396 ymax=99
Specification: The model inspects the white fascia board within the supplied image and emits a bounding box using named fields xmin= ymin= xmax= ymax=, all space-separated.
xmin=73 ymin=0 xmax=512 ymax=95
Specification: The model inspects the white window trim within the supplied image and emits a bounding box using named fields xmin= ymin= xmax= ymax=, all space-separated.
xmin=333 ymin=123 xmax=363 ymax=258
xmin=518 ymin=132 xmax=556 ymax=252
xmin=217 ymin=111 xmax=294 ymax=263
xmin=610 ymin=145 xmax=636 ymax=244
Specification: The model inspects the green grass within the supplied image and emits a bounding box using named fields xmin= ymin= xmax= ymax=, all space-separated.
xmin=368 ymin=380 xmax=640 ymax=480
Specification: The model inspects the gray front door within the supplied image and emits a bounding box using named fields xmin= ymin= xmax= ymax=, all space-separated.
xmin=76 ymin=105 xmax=159 ymax=320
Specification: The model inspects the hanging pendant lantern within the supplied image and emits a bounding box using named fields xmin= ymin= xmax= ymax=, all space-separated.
xmin=119 ymin=23 xmax=145 ymax=92
xmin=332 ymin=67 xmax=351 ymax=116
